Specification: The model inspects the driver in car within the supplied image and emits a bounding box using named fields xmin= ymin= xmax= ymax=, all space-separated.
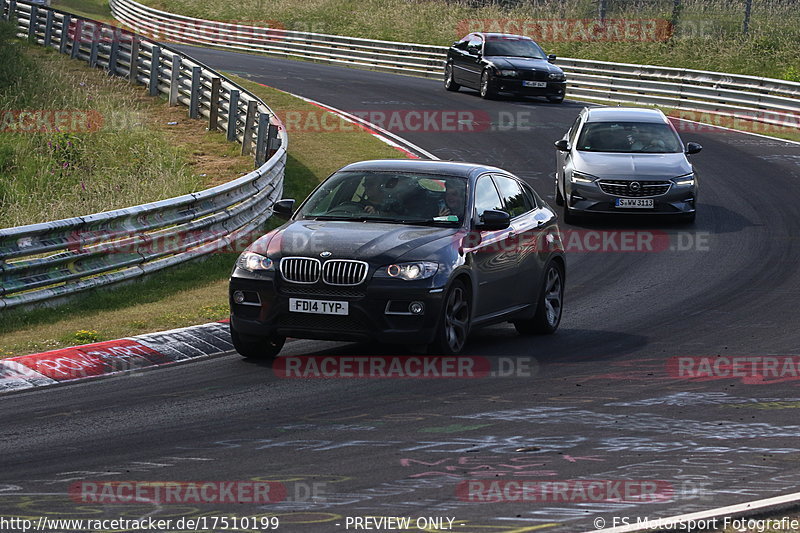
xmin=358 ymin=176 xmax=403 ymax=215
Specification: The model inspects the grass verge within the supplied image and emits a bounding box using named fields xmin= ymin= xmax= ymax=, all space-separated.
xmin=0 ymin=76 xmax=405 ymax=358
xmin=137 ymin=0 xmax=800 ymax=80
xmin=0 ymin=21 xmax=253 ymax=227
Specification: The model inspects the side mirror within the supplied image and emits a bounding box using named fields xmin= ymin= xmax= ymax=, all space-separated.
xmin=273 ymin=198 xmax=295 ymax=219
xmin=554 ymin=139 xmax=570 ymax=151
xmin=548 ymin=54 xmax=557 ymax=63
xmin=475 ymin=209 xmax=511 ymax=231
xmin=685 ymin=142 xmax=702 ymax=155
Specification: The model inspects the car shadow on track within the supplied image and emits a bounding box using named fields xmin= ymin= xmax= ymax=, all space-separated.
xmin=561 ymin=203 xmax=755 ymax=235
xmin=238 ymin=325 xmax=645 ymax=374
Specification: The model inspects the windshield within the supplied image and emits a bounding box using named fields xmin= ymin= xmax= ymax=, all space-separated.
xmin=483 ymin=38 xmax=546 ymax=59
xmin=297 ymin=171 xmax=467 ymax=225
xmin=576 ymin=121 xmax=683 ymax=153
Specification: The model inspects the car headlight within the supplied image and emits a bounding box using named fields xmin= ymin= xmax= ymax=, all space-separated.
xmin=548 ymin=72 xmax=566 ymax=81
xmin=237 ymin=251 xmax=274 ymax=272
xmin=498 ymin=69 xmax=518 ymax=77
xmin=672 ymin=173 xmax=695 ymax=187
xmin=570 ymin=171 xmax=597 ymax=184
xmin=375 ymin=261 xmax=438 ymax=281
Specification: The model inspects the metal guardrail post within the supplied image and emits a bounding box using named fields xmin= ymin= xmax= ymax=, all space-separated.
xmin=227 ymin=89 xmax=239 ymax=141
xmin=59 ymin=14 xmax=70 ymax=54
xmin=241 ymin=100 xmax=256 ymax=156
xmin=743 ymin=0 xmax=752 ymax=35
xmin=189 ymin=66 xmax=200 ymax=119
xmin=129 ymin=37 xmax=139 ymax=83
xmin=7 ymin=0 xmax=15 ymax=24
xmin=43 ymin=9 xmax=53 ymax=47
xmin=109 ymin=33 xmax=119 ymax=74
xmin=149 ymin=45 xmax=160 ymax=96
xmin=267 ymin=123 xmax=279 ymax=159
xmin=209 ymin=77 xmax=221 ymax=131
xmin=255 ymin=113 xmax=268 ymax=167
xmin=27 ymin=6 xmax=37 ymax=39
xmin=70 ymin=19 xmax=82 ymax=59
xmin=168 ymin=55 xmax=181 ymax=106
xmin=89 ymin=27 xmax=99 ymax=67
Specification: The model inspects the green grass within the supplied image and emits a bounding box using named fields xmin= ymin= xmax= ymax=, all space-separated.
xmin=51 ymin=0 xmax=112 ymax=21
xmin=137 ymin=0 xmax=800 ymax=80
xmin=0 ymin=75 xmax=404 ymax=358
xmin=0 ymin=20 xmax=254 ymax=227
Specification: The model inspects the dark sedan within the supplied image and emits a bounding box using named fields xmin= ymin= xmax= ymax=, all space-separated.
xmin=229 ymin=159 xmax=566 ymax=359
xmin=444 ymin=32 xmax=567 ymax=102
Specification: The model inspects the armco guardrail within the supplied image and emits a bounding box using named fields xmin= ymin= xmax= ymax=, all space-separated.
xmin=111 ymin=0 xmax=799 ymax=132
xmin=0 ymin=0 xmax=287 ymax=310
xmin=109 ymin=0 xmax=447 ymax=78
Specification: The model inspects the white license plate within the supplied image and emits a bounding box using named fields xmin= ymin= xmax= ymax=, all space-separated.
xmin=523 ymin=80 xmax=547 ymax=88
xmin=289 ymin=298 xmax=349 ymax=315
xmin=615 ymin=198 xmax=654 ymax=208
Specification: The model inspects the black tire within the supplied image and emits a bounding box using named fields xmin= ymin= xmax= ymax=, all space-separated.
xmin=231 ymin=327 xmax=285 ymax=360
xmin=548 ymin=95 xmax=565 ymax=104
xmin=444 ymin=64 xmax=460 ymax=92
xmin=479 ymin=70 xmax=496 ymax=99
xmin=514 ymin=260 xmax=564 ymax=335
xmin=554 ymin=177 xmax=565 ymax=206
xmin=678 ymin=211 xmax=696 ymax=224
xmin=562 ymin=203 xmax=575 ymax=224
xmin=428 ymin=280 xmax=471 ymax=355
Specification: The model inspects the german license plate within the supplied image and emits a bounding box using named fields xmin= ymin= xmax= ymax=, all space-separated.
xmin=289 ymin=298 xmax=349 ymax=315
xmin=523 ymin=80 xmax=547 ymax=88
xmin=615 ymin=198 xmax=654 ymax=208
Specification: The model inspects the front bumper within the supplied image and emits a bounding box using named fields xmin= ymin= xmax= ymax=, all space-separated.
xmin=494 ymin=78 xmax=566 ymax=98
xmin=229 ymin=274 xmax=446 ymax=345
xmin=566 ymin=180 xmax=697 ymax=215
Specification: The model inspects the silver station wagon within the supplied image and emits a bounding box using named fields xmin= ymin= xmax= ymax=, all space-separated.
xmin=554 ymin=107 xmax=702 ymax=223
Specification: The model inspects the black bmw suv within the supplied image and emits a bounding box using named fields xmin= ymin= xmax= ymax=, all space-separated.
xmin=444 ymin=32 xmax=567 ymax=102
xmin=229 ymin=159 xmax=566 ymax=359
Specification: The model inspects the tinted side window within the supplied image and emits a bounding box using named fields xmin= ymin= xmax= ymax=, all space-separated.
xmin=474 ymin=176 xmax=504 ymax=217
xmin=520 ymin=181 xmax=540 ymax=209
xmin=493 ymin=176 xmax=532 ymax=218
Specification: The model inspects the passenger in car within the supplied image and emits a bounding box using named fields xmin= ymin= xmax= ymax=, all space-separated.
xmin=437 ymin=180 xmax=466 ymax=219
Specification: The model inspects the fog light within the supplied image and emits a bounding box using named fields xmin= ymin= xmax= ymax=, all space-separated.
xmin=409 ymin=302 xmax=425 ymax=315
xmin=233 ymin=291 xmax=246 ymax=304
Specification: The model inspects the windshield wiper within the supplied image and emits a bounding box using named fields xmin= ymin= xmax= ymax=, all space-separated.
xmin=307 ymin=215 xmax=357 ymax=221
xmin=310 ymin=215 xmax=456 ymax=225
